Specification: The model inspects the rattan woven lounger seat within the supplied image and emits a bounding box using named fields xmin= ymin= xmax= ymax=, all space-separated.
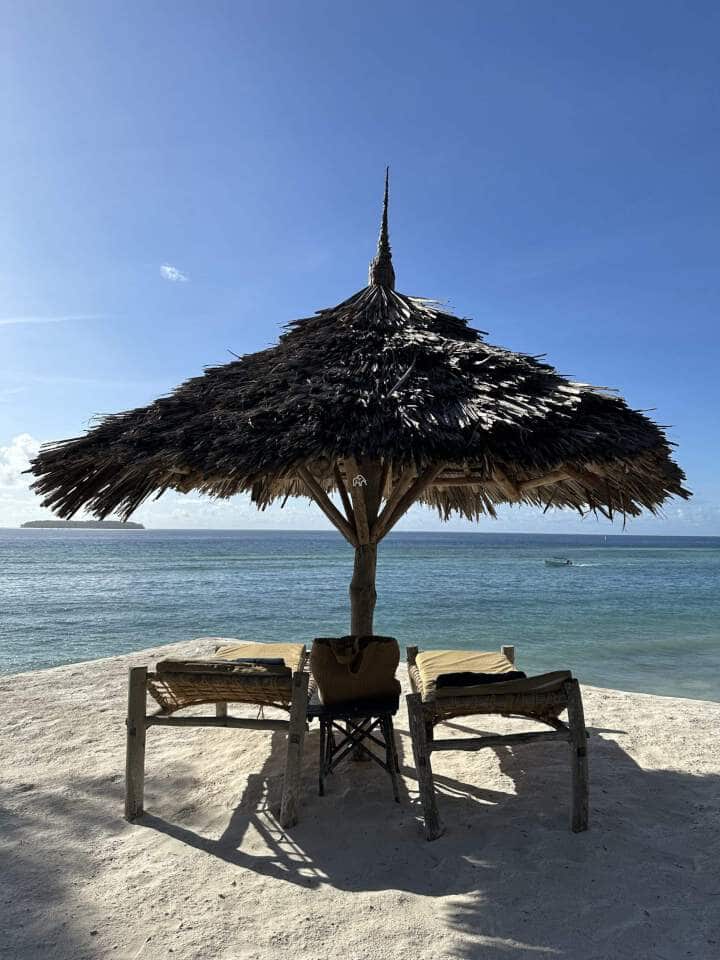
xmin=406 ymin=644 xmax=588 ymax=840
xmin=124 ymin=640 xmax=309 ymax=828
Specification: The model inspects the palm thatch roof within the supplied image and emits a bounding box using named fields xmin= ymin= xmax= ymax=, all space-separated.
xmin=30 ymin=173 xmax=688 ymax=536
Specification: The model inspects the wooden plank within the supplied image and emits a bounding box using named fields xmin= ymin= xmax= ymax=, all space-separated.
xmin=520 ymin=470 xmax=571 ymax=492
xmin=147 ymin=716 xmax=290 ymax=731
xmin=567 ymin=679 xmax=589 ymax=832
xmin=279 ymin=670 xmax=310 ymax=828
xmin=493 ymin=467 xmax=521 ymax=501
xmin=431 ymin=476 xmax=487 ymax=486
xmin=124 ymin=666 xmax=148 ymax=821
xmin=297 ymin=466 xmax=358 ymax=546
xmin=333 ymin=463 xmax=355 ymax=526
xmin=345 ymin=456 xmax=370 ymax=546
xmin=406 ymin=693 xmax=444 ymax=840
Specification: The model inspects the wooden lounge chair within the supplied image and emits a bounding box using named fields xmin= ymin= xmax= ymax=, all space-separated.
xmin=406 ymin=645 xmax=588 ymax=840
xmin=124 ymin=641 xmax=309 ymax=828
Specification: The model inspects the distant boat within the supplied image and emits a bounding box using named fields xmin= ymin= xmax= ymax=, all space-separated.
xmin=544 ymin=557 xmax=572 ymax=567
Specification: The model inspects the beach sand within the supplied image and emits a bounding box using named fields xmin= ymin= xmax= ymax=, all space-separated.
xmin=2 ymin=639 xmax=719 ymax=960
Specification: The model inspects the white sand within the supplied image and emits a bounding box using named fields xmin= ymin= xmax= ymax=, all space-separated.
xmin=2 ymin=640 xmax=719 ymax=960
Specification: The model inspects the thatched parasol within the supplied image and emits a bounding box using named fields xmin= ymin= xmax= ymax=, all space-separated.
xmin=31 ymin=172 xmax=689 ymax=634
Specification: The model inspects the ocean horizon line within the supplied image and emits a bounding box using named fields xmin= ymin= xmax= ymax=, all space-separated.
xmin=6 ymin=526 xmax=720 ymax=541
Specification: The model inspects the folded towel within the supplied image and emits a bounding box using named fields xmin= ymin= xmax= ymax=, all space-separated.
xmin=230 ymin=657 xmax=284 ymax=666
xmin=435 ymin=669 xmax=527 ymax=689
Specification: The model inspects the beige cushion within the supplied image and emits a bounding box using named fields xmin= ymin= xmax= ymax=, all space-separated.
xmin=415 ymin=649 xmax=571 ymax=700
xmin=214 ymin=641 xmax=306 ymax=674
xmin=416 ymin=650 xmax=515 ymax=697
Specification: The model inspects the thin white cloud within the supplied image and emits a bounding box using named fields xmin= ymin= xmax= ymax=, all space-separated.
xmin=0 ymin=434 xmax=40 ymax=488
xmin=160 ymin=264 xmax=189 ymax=283
xmin=0 ymin=314 xmax=102 ymax=327
xmin=0 ymin=433 xmax=98 ymax=526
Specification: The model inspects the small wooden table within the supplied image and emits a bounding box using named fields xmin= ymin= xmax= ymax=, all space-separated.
xmin=307 ymin=695 xmax=401 ymax=802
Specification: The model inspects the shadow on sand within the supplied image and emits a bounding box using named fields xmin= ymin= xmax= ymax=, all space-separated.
xmin=134 ymin=722 xmax=719 ymax=959
xmin=4 ymin=719 xmax=718 ymax=959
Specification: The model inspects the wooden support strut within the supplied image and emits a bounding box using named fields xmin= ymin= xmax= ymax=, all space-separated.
xmin=297 ymin=466 xmax=358 ymax=547
xmin=147 ymin=715 xmax=290 ymax=731
xmin=370 ymin=467 xmax=416 ymax=540
xmin=372 ymin=463 xmax=445 ymax=542
xmin=333 ymin=463 xmax=355 ymax=526
xmin=431 ymin=730 xmax=570 ymax=751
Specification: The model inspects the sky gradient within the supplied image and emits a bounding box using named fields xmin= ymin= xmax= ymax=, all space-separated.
xmin=2 ymin=1 xmax=719 ymax=533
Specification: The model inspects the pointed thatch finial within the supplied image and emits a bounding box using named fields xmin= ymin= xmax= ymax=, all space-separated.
xmin=368 ymin=167 xmax=396 ymax=289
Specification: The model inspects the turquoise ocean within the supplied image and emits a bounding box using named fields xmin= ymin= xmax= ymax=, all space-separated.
xmin=1 ymin=528 xmax=718 ymax=701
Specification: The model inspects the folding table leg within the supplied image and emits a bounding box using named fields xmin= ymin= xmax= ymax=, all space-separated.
xmin=318 ymin=718 xmax=327 ymax=796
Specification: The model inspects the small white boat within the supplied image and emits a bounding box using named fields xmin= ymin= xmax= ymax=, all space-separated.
xmin=545 ymin=557 xmax=573 ymax=567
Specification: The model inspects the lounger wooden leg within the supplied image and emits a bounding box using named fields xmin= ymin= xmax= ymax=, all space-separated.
xmin=382 ymin=716 xmax=400 ymax=802
xmin=406 ymin=693 xmax=444 ymax=840
xmin=567 ymin=679 xmax=589 ymax=832
xmin=279 ymin=671 xmax=309 ymax=829
xmin=389 ymin=716 xmax=401 ymax=772
xmin=125 ymin=666 xmax=147 ymax=821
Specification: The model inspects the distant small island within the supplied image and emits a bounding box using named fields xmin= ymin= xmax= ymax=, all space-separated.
xmin=21 ymin=520 xmax=145 ymax=530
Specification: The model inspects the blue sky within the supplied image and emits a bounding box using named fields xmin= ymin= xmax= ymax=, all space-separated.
xmin=1 ymin=1 xmax=719 ymax=532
